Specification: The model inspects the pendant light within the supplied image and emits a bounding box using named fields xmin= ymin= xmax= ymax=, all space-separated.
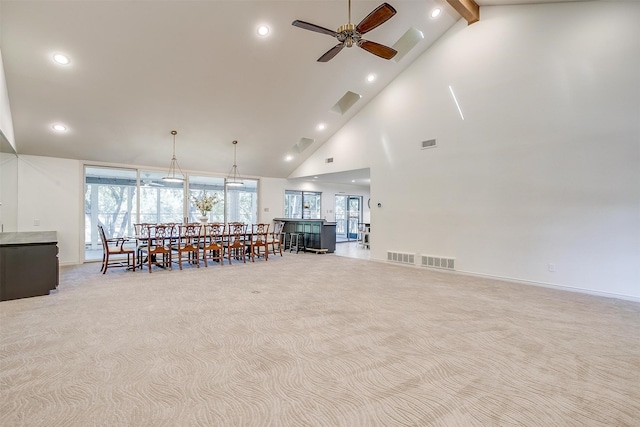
xmin=162 ymin=130 xmax=185 ymax=183
xmin=226 ymin=140 xmax=244 ymax=187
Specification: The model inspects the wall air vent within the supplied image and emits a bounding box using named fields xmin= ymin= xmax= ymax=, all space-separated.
xmin=387 ymin=251 xmax=415 ymax=265
xmin=421 ymin=139 xmax=436 ymax=149
xmin=331 ymin=91 xmax=362 ymax=115
xmin=421 ymin=255 xmax=455 ymax=270
xmin=392 ymin=27 xmax=424 ymax=63
xmin=325 ymin=157 xmax=334 ymax=163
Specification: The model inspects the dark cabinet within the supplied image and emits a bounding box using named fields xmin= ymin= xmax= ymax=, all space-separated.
xmin=0 ymin=232 xmax=59 ymax=301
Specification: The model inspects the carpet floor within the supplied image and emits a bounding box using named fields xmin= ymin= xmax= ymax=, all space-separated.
xmin=1 ymin=253 xmax=639 ymax=426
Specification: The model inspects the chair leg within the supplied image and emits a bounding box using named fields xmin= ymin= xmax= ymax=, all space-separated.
xmin=127 ymin=252 xmax=134 ymax=272
xmin=103 ymin=251 xmax=110 ymax=274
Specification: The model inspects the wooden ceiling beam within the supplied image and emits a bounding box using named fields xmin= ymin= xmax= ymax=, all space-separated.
xmin=446 ymin=0 xmax=480 ymax=25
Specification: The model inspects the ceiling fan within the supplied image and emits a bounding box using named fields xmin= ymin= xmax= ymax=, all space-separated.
xmin=141 ymin=173 xmax=162 ymax=188
xmin=292 ymin=0 xmax=398 ymax=62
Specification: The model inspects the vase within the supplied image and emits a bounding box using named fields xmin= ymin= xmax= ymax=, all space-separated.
xmin=199 ymin=216 xmax=208 ymax=223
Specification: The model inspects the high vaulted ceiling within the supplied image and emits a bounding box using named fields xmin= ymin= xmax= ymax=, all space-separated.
xmin=1 ymin=0 xmax=584 ymax=181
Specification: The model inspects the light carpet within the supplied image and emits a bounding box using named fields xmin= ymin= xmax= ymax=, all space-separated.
xmin=1 ymin=253 xmax=639 ymax=426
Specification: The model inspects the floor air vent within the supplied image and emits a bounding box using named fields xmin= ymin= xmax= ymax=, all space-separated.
xmin=387 ymin=251 xmax=415 ymax=265
xmin=421 ymin=255 xmax=455 ymax=270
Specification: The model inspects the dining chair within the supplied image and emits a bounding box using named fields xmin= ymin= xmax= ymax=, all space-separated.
xmin=268 ymin=220 xmax=285 ymax=256
xmin=97 ymin=224 xmax=136 ymax=274
xmin=140 ymin=223 xmax=175 ymax=273
xmin=225 ymin=222 xmax=247 ymax=264
xmin=133 ymin=223 xmax=152 ymax=268
xmin=248 ymin=223 xmax=270 ymax=262
xmin=175 ymin=223 xmax=202 ymax=270
xmin=202 ymin=223 xmax=225 ymax=267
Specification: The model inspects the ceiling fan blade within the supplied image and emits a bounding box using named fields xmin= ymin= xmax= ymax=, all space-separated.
xmin=358 ymin=40 xmax=397 ymax=60
xmin=318 ymin=43 xmax=345 ymax=62
xmin=292 ymin=20 xmax=338 ymax=38
xmin=356 ymin=3 xmax=397 ymax=35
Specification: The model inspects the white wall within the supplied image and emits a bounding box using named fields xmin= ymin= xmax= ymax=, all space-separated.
xmin=17 ymin=155 xmax=82 ymax=265
xmin=292 ymin=2 xmax=640 ymax=299
xmin=0 ymin=151 xmax=18 ymax=231
xmin=0 ymin=49 xmax=16 ymax=151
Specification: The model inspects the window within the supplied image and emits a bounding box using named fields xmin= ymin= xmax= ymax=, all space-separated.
xmin=227 ymin=179 xmax=258 ymax=223
xmin=188 ymin=175 xmax=225 ymax=223
xmin=140 ymin=171 xmax=184 ymax=224
xmin=85 ymin=166 xmax=137 ymax=260
xmin=284 ymin=191 xmax=303 ymax=218
xmin=285 ymin=190 xmax=321 ymax=219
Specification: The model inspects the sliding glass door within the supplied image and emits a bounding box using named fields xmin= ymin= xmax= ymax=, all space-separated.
xmin=85 ymin=166 xmax=138 ymax=261
xmin=347 ymin=196 xmax=361 ymax=240
xmin=335 ymin=194 xmax=362 ymax=241
xmin=140 ymin=170 xmax=185 ymax=224
xmin=85 ymin=165 xmax=259 ymax=262
xmin=226 ymin=179 xmax=258 ymax=224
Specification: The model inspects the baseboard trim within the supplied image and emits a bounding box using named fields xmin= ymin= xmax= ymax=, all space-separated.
xmin=371 ymin=256 xmax=640 ymax=303
xmin=455 ymin=269 xmax=640 ymax=304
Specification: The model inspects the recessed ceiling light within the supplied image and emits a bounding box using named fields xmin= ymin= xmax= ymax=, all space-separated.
xmin=431 ymin=8 xmax=442 ymax=19
xmin=257 ymin=25 xmax=270 ymax=36
xmin=366 ymin=74 xmax=376 ymax=82
xmin=351 ymin=180 xmax=356 ymax=183
xmin=285 ymin=155 xmax=293 ymax=161
xmin=52 ymin=124 xmax=67 ymax=132
xmin=52 ymin=53 xmax=70 ymax=65
xmin=314 ymin=176 xmax=319 ymax=179
xmin=317 ymin=123 xmax=326 ymax=131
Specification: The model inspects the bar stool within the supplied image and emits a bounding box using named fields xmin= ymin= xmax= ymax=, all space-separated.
xmin=289 ymin=232 xmax=306 ymax=253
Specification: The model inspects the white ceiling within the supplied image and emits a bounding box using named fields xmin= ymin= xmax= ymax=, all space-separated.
xmin=0 ymin=0 xmax=585 ymax=184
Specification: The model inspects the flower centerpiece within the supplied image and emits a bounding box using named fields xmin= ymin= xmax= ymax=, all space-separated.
xmin=192 ymin=191 xmax=219 ymax=222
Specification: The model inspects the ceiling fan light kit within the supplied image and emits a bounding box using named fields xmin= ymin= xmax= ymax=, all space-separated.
xmin=292 ymin=1 xmax=398 ymax=62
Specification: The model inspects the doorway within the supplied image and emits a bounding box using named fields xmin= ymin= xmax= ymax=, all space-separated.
xmin=335 ymin=195 xmax=362 ymax=242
